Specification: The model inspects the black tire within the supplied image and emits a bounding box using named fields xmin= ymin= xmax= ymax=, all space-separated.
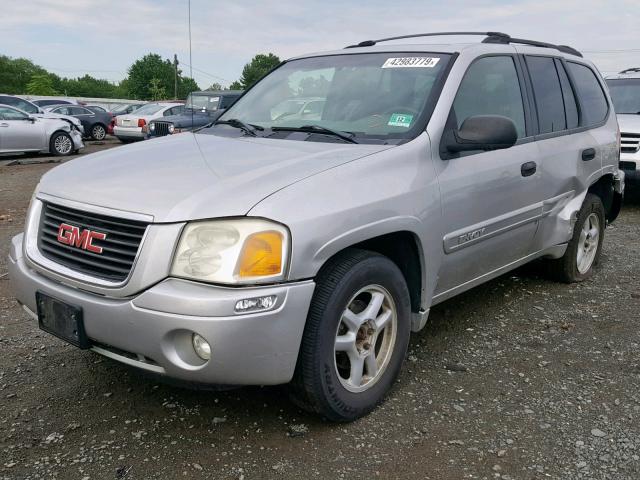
xmin=548 ymin=193 xmax=605 ymax=283
xmin=90 ymin=124 xmax=106 ymax=140
xmin=289 ymin=248 xmax=411 ymax=421
xmin=49 ymin=131 xmax=74 ymax=157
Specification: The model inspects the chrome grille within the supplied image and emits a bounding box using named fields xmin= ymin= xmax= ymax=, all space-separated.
xmin=621 ymin=133 xmax=640 ymax=154
xmin=37 ymin=202 xmax=148 ymax=282
xmin=152 ymin=121 xmax=172 ymax=137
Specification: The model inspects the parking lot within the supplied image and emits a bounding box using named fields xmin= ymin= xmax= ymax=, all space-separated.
xmin=0 ymin=140 xmax=637 ymax=479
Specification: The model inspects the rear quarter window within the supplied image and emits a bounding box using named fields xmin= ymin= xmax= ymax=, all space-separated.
xmin=567 ymin=62 xmax=608 ymax=126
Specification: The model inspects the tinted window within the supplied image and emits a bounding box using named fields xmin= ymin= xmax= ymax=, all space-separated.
xmin=555 ymin=60 xmax=579 ymax=129
xmin=0 ymin=96 xmax=37 ymax=114
xmin=71 ymin=107 xmax=91 ymax=115
xmin=54 ymin=106 xmax=72 ymax=115
xmin=567 ymin=62 xmax=608 ymax=125
xmin=453 ymin=56 xmax=526 ymax=138
xmin=526 ymin=56 xmax=566 ymax=133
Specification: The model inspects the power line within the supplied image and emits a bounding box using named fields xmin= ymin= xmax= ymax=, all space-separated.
xmin=180 ymin=62 xmax=230 ymax=83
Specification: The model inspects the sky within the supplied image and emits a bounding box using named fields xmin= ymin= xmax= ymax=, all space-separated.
xmin=2 ymin=0 xmax=640 ymax=90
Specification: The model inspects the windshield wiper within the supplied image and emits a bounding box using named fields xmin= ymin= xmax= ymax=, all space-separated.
xmin=211 ymin=118 xmax=264 ymax=136
xmin=271 ymin=125 xmax=359 ymax=144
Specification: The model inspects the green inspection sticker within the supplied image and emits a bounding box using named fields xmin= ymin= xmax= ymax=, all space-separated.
xmin=388 ymin=113 xmax=413 ymax=128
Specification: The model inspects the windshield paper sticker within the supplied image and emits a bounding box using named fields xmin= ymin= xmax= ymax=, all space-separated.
xmin=382 ymin=57 xmax=440 ymax=68
xmin=388 ymin=113 xmax=413 ymax=128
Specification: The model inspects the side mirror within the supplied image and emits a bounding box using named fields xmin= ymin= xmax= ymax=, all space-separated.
xmin=443 ymin=115 xmax=518 ymax=153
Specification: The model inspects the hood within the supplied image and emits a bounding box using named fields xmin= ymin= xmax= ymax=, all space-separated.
xmin=34 ymin=112 xmax=81 ymax=127
xmin=38 ymin=132 xmax=391 ymax=223
xmin=617 ymin=114 xmax=640 ymax=134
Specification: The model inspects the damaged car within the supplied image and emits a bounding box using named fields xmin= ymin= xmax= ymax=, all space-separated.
xmin=0 ymin=105 xmax=83 ymax=156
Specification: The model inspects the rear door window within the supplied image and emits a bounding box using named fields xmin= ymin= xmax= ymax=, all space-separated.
xmin=567 ymin=62 xmax=608 ymax=126
xmin=555 ymin=60 xmax=579 ymax=129
xmin=525 ymin=56 xmax=566 ymax=133
xmin=452 ymin=56 xmax=526 ymax=138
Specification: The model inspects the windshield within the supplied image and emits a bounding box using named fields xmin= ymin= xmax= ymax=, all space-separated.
xmin=133 ymin=103 xmax=164 ymax=116
xmin=606 ymin=79 xmax=640 ymax=114
xmin=186 ymin=94 xmax=220 ymax=111
xmin=211 ymin=52 xmax=450 ymax=143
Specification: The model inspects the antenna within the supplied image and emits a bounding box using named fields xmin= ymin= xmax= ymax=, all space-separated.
xmin=188 ymin=0 xmax=194 ymax=130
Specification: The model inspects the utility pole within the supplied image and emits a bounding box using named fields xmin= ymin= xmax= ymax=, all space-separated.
xmin=173 ymin=54 xmax=179 ymax=99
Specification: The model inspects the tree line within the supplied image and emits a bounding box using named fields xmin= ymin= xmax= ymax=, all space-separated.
xmin=0 ymin=52 xmax=281 ymax=100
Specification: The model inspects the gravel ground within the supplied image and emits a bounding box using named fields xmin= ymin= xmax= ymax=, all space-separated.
xmin=1 ymin=144 xmax=639 ymax=479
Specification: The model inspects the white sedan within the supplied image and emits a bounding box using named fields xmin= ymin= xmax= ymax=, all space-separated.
xmin=0 ymin=105 xmax=84 ymax=156
xmin=113 ymin=102 xmax=184 ymax=142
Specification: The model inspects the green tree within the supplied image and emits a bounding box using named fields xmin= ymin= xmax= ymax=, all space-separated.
xmin=206 ymin=82 xmax=224 ymax=91
xmin=148 ymin=78 xmax=166 ymax=100
xmin=234 ymin=53 xmax=281 ymax=89
xmin=26 ymin=73 xmax=59 ymax=95
xmin=178 ymin=76 xmax=200 ymax=98
xmin=0 ymin=55 xmax=49 ymax=94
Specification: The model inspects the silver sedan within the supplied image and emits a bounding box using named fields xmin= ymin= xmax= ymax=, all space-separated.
xmin=0 ymin=105 xmax=84 ymax=156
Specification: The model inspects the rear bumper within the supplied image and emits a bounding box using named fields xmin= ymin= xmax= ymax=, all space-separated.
xmin=8 ymin=233 xmax=315 ymax=385
xmin=113 ymin=126 xmax=144 ymax=139
xmin=622 ymin=168 xmax=639 ymax=186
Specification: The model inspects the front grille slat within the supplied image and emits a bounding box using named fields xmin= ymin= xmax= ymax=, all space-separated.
xmin=621 ymin=133 xmax=640 ymax=154
xmin=37 ymin=202 xmax=148 ymax=282
xmin=152 ymin=121 xmax=171 ymax=136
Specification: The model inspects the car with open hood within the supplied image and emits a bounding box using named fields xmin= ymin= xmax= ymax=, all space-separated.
xmin=0 ymin=95 xmax=84 ymax=135
xmin=9 ymin=32 xmax=623 ymax=421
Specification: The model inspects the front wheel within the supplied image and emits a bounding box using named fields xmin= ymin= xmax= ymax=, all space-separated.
xmin=548 ymin=193 xmax=605 ymax=282
xmin=289 ymin=249 xmax=411 ymax=421
xmin=49 ymin=132 xmax=74 ymax=156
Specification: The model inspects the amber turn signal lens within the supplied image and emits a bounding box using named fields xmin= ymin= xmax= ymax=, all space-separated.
xmin=238 ymin=231 xmax=283 ymax=278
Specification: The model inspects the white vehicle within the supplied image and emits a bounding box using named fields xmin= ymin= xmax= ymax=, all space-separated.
xmin=606 ymin=68 xmax=640 ymax=189
xmin=113 ymin=102 xmax=184 ymax=142
xmin=0 ymin=105 xmax=83 ymax=156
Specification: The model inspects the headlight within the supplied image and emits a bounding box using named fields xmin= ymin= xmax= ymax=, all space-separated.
xmin=150 ymin=123 xmax=155 ymax=131
xmin=168 ymin=124 xmax=175 ymax=134
xmin=170 ymin=219 xmax=289 ymax=284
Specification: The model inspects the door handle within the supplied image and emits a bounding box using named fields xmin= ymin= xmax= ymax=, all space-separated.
xmin=521 ymin=161 xmax=537 ymax=177
xmin=582 ymin=148 xmax=596 ymax=161
xmin=0 ymin=123 xmax=9 ymax=127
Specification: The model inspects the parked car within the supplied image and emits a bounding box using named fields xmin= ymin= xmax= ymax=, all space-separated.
xmin=0 ymin=95 xmax=84 ymax=134
xmin=606 ymin=68 xmax=640 ymax=189
xmin=113 ymin=102 xmax=184 ymax=142
xmin=86 ymin=105 xmax=108 ymax=114
xmin=31 ymin=98 xmax=78 ymax=107
xmin=148 ymin=91 xmax=242 ymax=137
xmin=0 ymin=105 xmax=83 ymax=155
xmin=8 ymin=32 xmax=624 ymax=421
xmin=43 ymin=105 xmax=112 ymax=140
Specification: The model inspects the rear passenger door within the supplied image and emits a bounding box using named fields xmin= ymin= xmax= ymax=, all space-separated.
xmin=524 ymin=56 xmax=610 ymax=251
xmin=434 ymin=55 xmax=542 ymax=299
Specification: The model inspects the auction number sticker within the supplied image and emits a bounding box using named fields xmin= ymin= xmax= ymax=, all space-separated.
xmin=388 ymin=113 xmax=413 ymax=128
xmin=382 ymin=57 xmax=440 ymax=68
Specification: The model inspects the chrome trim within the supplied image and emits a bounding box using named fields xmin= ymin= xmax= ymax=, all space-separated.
xmin=91 ymin=346 xmax=166 ymax=374
xmin=24 ymin=199 xmax=151 ymax=289
xmin=36 ymin=192 xmax=154 ymax=223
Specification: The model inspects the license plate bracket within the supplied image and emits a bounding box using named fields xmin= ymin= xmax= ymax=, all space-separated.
xmin=36 ymin=291 xmax=89 ymax=349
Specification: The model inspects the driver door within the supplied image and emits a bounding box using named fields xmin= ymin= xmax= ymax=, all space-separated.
xmin=0 ymin=106 xmax=46 ymax=152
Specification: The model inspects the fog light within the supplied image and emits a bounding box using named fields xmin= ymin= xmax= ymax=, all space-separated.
xmin=235 ymin=295 xmax=277 ymax=313
xmin=192 ymin=333 xmax=211 ymax=361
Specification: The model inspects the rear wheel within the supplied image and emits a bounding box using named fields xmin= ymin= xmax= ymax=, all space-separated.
xmin=548 ymin=193 xmax=605 ymax=282
xmin=289 ymin=249 xmax=411 ymax=421
xmin=90 ymin=124 xmax=106 ymax=140
xmin=50 ymin=132 xmax=74 ymax=156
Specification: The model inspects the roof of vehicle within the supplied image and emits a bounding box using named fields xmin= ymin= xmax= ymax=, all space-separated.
xmin=289 ymin=32 xmax=585 ymax=62
xmin=605 ymin=68 xmax=640 ymax=80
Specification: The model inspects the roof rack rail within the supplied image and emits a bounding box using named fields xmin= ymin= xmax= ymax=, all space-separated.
xmin=345 ymin=31 xmax=582 ymax=57
xmin=619 ymin=67 xmax=640 ymax=74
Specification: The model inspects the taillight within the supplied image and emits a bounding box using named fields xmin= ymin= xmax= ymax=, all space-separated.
xmin=138 ymin=118 xmax=146 ymax=128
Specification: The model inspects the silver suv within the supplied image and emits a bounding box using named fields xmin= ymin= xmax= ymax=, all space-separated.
xmin=8 ymin=32 xmax=624 ymax=421
xmin=606 ymin=68 xmax=640 ymax=189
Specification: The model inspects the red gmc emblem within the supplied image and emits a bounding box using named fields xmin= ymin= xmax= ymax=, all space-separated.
xmin=57 ymin=223 xmax=107 ymax=254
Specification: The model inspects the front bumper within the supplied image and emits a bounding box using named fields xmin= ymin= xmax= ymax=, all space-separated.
xmin=620 ymin=153 xmax=639 ymax=186
xmin=8 ymin=233 xmax=315 ymax=385
xmin=70 ymin=129 xmax=84 ymax=150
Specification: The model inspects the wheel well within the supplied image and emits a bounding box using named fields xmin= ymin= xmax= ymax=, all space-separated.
xmin=588 ymin=174 xmax=621 ymax=223
xmin=344 ymin=231 xmax=423 ymax=313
